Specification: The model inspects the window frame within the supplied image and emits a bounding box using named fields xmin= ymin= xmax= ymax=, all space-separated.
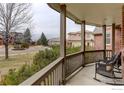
xmin=106 ymin=32 xmax=111 ymax=45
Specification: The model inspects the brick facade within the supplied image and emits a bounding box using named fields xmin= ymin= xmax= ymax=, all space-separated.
xmin=94 ymin=34 xmax=103 ymax=50
xmin=94 ymin=27 xmax=121 ymax=52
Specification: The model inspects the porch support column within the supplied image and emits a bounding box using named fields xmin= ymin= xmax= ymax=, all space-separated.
xmin=103 ymin=25 xmax=106 ymax=59
xmin=121 ymin=5 xmax=124 ymax=79
xmin=81 ymin=21 xmax=85 ymax=66
xmin=60 ymin=4 xmax=66 ymax=84
xmin=112 ymin=23 xmax=115 ymax=54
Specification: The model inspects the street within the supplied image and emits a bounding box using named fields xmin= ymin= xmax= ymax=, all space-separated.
xmin=0 ymin=45 xmax=49 ymax=57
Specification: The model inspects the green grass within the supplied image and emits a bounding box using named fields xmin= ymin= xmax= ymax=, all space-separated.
xmin=0 ymin=52 xmax=36 ymax=75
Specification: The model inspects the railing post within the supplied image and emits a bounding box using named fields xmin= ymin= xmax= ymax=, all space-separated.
xmin=60 ymin=4 xmax=66 ymax=84
xmin=102 ymin=25 xmax=106 ymax=59
xmin=81 ymin=21 xmax=85 ymax=66
xmin=112 ymin=23 xmax=115 ymax=54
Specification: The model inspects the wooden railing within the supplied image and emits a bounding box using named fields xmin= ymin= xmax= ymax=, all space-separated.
xmin=20 ymin=50 xmax=112 ymax=85
xmin=65 ymin=51 xmax=84 ymax=78
xmin=106 ymin=50 xmax=112 ymax=59
xmin=84 ymin=50 xmax=112 ymax=64
xmin=85 ymin=50 xmax=104 ymax=64
xmin=20 ymin=57 xmax=63 ymax=85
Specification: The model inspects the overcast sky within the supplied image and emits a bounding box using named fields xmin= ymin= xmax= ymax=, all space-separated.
xmin=31 ymin=3 xmax=96 ymax=41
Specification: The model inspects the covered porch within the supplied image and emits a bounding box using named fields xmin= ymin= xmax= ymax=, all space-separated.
xmin=20 ymin=3 xmax=124 ymax=85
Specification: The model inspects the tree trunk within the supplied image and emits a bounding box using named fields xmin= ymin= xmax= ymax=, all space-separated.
xmin=5 ymin=44 xmax=8 ymax=59
xmin=5 ymin=31 xmax=9 ymax=59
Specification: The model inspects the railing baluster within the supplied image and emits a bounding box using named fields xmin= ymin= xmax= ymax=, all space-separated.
xmin=41 ymin=80 xmax=45 ymax=85
xmin=51 ymin=72 xmax=53 ymax=85
xmin=55 ymin=69 xmax=57 ymax=85
xmin=65 ymin=52 xmax=83 ymax=78
xmin=53 ymin=70 xmax=56 ymax=85
xmin=48 ymin=74 xmax=51 ymax=85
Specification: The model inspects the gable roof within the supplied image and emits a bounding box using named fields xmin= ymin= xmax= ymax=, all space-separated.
xmin=48 ymin=37 xmax=60 ymax=42
xmin=93 ymin=27 xmax=103 ymax=35
xmin=68 ymin=30 xmax=93 ymax=35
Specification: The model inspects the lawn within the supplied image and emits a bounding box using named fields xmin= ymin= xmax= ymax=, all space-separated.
xmin=0 ymin=52 xmax=37 ymax=76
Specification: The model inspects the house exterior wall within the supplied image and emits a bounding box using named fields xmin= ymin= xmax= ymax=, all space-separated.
xmin=115 ymin=28 xmax=121 ymax=52
xmin=48 ymin=41 xmax=60 ymax=46
xmin=94 ymin=27 xmax=121 ymax=52
xmin=85 ymin=40 xmax=94 ymax=47
xmin=67 ymin=40 xmax=81 ymax=47
xmin=0 ymin=32 xmax=24 ymax=45
xmin=94 ymin=34 xmax=103 ymax=50
xmin=67 ymin=31 xmax=94 ymax=48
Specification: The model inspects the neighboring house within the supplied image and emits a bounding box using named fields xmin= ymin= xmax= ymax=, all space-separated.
xmin=85 ymin=31 xmax=94 ymax=47
xmin=94 ymin=27 xmax=104 ymax=50
xmin=0 ymin=31 xmax=24 ymax=45
xmin=10 ymin=32 xmax=24 ymax=44
xmin=67 ymin=31 xmax=94 ymax=47
xmin=94 ymin=26 xmax=121 ymax=52
xmin=48 ymin=37 xmax=60 ymax=46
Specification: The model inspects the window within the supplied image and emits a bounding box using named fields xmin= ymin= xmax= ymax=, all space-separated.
xmin=106 ymin=32 xmax=110 ymax=45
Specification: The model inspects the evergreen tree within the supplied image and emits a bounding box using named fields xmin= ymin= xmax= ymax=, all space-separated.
xmin=37 ymin=32 xmax=48 ymax=46
xmin=24 ymin=28 xmax=31 ymax=44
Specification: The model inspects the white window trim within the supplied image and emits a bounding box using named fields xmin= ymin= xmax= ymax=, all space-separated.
xmin=106 ymin=32 xmax=111 ymax=45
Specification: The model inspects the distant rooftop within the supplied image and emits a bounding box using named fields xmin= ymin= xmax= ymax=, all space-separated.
xmin=68 ymin=30 xmax=94 ymax=35
xmin=93 ymin=27 xmax=103 ymax=35
xmin=48 ymin=37 xmax=60 ymax=42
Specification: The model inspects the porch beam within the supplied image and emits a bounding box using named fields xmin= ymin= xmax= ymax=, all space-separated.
xmin=60 ymin=4 xmax=66 ymax=84
xmin=112 ymin=23 xmax=115 ymax=54
xmin=103 ymin=25 xmax=106 ymax=59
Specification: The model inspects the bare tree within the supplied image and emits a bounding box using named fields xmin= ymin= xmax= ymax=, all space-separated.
xmin=0 ymin=3 xmax=32 ymax=59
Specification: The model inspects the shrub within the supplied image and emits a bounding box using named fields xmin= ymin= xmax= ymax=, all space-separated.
xmin=66 ymin=46 xmax=81 ymax=54
xmin=21 ymin=43 xmax=29 ymax=48
xmin=33 ymin=48 xmax=59 ymax=69
xmin=1 ymin=69 xmax=19 ymax=85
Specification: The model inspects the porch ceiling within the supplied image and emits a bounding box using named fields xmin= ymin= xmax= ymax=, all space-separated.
xmin=48 ymin=3 xmax=123 ymax=26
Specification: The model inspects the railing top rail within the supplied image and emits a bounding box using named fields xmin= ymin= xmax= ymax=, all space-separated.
xmin=66 ymin=50 xmax=112 ymax=58
xmin=20 ymin=57 xmax=63 ymax=85
xmin=66 ymin=51 xmax=83 ymax=58
xmin=85 ymin=50 xmax=112 ymax=53
xmin=85 ymin=50 xmax=104 ymax=53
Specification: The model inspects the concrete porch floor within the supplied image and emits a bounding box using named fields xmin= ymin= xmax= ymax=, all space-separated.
xmin=66 ymin=63 xmax=124 ymax=85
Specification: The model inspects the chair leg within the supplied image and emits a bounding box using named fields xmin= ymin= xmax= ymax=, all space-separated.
xmin=95 ymin=72 xmax=97 ymax=79
xmin=95 ymin=63 xmax=97 ymax=79
xmin=113 ymin=72 xmax=116 ymax=84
